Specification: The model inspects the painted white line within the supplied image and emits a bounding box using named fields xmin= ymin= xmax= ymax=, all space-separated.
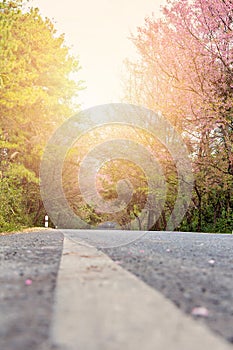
xmin=51 ymin=235 xmax=232 ymax=350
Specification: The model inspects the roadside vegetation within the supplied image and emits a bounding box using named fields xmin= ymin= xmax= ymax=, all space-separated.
xmin=0 ymin=0 xmax=82 ymax=231
xmin=1 ymin=0 xmax=232 ymax=233
xmin=122 ymin=0 xmax=233 ymax=232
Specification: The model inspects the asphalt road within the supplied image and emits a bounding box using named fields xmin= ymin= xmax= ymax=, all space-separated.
xmin=65 ymin=229 xmax=233 ymax=344
xmin=0 ymin=231 xmax=63 ymax=350
xmin=0 ymin=229 xmax=232 ymax=349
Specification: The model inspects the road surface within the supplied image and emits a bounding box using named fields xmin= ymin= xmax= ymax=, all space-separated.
xmin=0 ymin=229 xmax=232 ymax=349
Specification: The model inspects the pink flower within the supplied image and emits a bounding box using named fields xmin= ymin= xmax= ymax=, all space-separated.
xmin=191 ymin=307 xmax=209 ymax=317
xmin=25 ymin=279 xmax=32 ymax=286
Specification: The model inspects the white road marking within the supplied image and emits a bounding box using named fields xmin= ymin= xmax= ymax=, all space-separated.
xmin=50 ymin=235 xmax=232 ymax=350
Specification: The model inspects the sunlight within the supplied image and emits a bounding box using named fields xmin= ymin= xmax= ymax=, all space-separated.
xmin=31 ymin=0 xmax=167 ymax=107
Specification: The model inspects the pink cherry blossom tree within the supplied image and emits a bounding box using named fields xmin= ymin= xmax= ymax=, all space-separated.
xmin=124 ymin=0 xmax=233 ymax=231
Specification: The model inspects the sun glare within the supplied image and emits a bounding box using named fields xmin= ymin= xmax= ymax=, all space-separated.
xmin=31 ymin=0 xmax=166 ymax=108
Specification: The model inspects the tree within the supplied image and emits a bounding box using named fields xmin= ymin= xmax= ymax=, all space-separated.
xmin=124 ymin=0 xmax=233 ymax=232
xmin=0 ymin=0 xmax=82 ymax=231
xmin=61 ymin=122 xmax=173 ymax=230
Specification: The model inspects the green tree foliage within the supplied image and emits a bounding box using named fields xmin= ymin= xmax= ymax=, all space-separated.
xmin=0 ymin=0 xmax=82 ymax=231
xmin=62 ymin=124 xmax=171 ymax=230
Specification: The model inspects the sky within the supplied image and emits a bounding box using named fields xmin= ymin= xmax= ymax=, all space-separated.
xmin=31 ymin=0 xmax=167 ymax=109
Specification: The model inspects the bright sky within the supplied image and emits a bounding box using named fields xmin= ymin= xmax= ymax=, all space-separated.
xmin=31 ymin=0 xmax=167 ymax=109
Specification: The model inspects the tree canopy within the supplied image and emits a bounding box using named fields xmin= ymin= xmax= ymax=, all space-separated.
xmin=124 ymin=0 xmax=233 ymax=232
xmin=0 ymin=0 xmax=82 ymax=231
